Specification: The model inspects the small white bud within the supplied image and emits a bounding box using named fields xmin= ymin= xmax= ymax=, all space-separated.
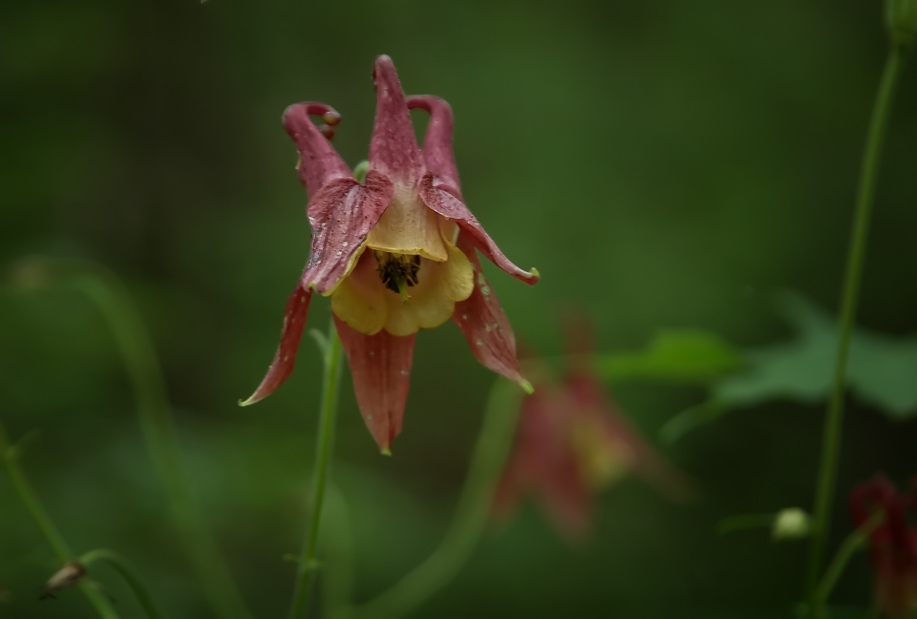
xmin=772 ymin=508 xmax=810 ymax=541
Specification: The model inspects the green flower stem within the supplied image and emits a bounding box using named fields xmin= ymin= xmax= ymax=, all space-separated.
xmin=80 ymin=549 xmax=164 ymax=619
xmin=805 ymin=43 xmax=908 ymax=602
xmin=346 ymin=379 xmax=524 ymax=619
xmin=288 ymin=320 xmax=345 ymax=619
xmin=716 ymin=513 xmax=775 ymax=534
xmin=70 ymin=271 xmax=252 ymax=619
xmin=320 ymin=484 xmax=355 ymax=619
xmin=811 ymin=511 xmax=884 ymax=619
xmin=0 ymin=419 xmax=120 ymax=619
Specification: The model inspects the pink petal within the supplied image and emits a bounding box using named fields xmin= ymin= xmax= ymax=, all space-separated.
xmin=850 ymin=476 xmax=917 ymax=618
xmin=452 ymin=235 xmax=526 ymax=386
xmin=301 ymin=171 xmax=394 ymax=294
xmin=282 ymin=102 xmax=352 ymax=199
xmin=537 ymin=458 xmax=593 ymax=539
xmin=241 ymin=283 xmax=313 ymax=405
xmin=419 ymin=175 xmax=539 ymax=285
xmin=334 ymin=316 xmax=415 ymax=453
xmin=515 ymin=388 xmax=592 ymax=537
xmin=369 ymin=55 xmax=425 ymax=187
xmin=407 ymin=95 xmax=462 ymax=199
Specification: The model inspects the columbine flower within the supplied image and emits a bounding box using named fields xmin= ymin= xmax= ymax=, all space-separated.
xmin=242 ymin=56 xmax=538 ymax=453
xmin=851 ymin=475 xmax=917 ymax=619
xmin=493 ymin=316 xmax=689 ymax=537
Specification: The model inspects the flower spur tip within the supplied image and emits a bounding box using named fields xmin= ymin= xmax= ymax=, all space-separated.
xmin=322 ymin=111 xmax=341 ymax=126
xmin=519 ymin=379 xmax=535 ymax=395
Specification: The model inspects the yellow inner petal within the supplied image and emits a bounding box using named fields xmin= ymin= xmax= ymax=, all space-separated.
xmin=439 ymin=217 xmax=460 ymax=245
xmin=331 ymin=240 xmax=473 ymax=337
xmin=382 ymin=242 xmax=473 ymax=336
xmin=330 ymin=250 xmax=388 ymax=335
xmin=332 ymin=191 xmax=474 ymax=336
xmin=366 ymin=185 xmax=449 ymax=261
xmin=441 ymin=241 xmax=474 ymax=302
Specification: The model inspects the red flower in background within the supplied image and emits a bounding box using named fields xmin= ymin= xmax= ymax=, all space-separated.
xmin=494 ymin=316 xmax=690 ymax=537
xmin=242 ymin=56 xmax=539 ymax=453
xmin=851 ymin=475 xmax=917 ymax=619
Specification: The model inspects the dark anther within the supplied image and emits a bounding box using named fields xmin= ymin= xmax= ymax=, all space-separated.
xmin=319 ymin=125 xmax=335 ymax=140
xmin=375 ymin=252 xmax=421 ymax=294
xmin=322 ymin=111 xmax=341 ymax=126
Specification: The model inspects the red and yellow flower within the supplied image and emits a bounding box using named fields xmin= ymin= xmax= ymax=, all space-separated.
xmin=242 ymin=56 xmax=538 ymax=453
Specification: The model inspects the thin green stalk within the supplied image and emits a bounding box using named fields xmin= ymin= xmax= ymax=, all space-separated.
xmin=346 ymin=379 xmax=524 ymax=619
xmin=812 ymin=511 xmax=884 ymax=619
xmin=80 ymin=549 xmax=164 ymax=619
xmin=0 ymin=420 xmax=119 ymax=619
xmin=70 ymin=271 xmax=252 ymax=619
xmin=716 ymin=513 xmax=775 ymax=535
xmin=288 ymin=321 xmax=344 ymax=619
xmin=320 ymin=484 xmax=355 ymax=619
xmin=805 ymin=43 xmax=908 ymax=602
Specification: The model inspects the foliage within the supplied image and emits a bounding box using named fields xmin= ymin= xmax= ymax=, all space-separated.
xmin=597 ymin=329 xmax=743 ymax=383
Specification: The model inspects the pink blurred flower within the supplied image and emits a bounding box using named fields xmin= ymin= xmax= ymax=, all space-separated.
xmin=243 ymin=56 xmax=538 ymax=453
xmin=851 ymin=475 xmax=917 ymax=619
xmin=494 ymin=317 xmax=690 ymax=537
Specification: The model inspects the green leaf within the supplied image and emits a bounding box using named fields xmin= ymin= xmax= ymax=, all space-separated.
xmin=712 ymin=295 xmax=835 ymax=408
xmin=847 ymin=330 xmax=917 ymax=419
xmin=713 ymin=293 xmax=917 ymax=419
xmin=596 ymin=329 xmax=743 ymax=383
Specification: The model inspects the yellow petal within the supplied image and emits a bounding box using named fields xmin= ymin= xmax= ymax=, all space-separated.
xmin=330 ymin=251 xmax=388 ymax=335
xmin=439 ymin=216 xmax=460 ymax=245
xmin=366 ymin=185 xmax=448 ymax=261
xmin=442 ymin=241 xmax=474 ymax=302
xmin=382 ymin=241 xmax=475 ymax=336
xmin=382 ymin=260 xmax=453 ymax=336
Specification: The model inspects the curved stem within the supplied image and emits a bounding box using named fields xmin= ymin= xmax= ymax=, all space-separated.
xmin=805 ymin=44 xmax=908 ymax=602
xmin=288 ymin=320 xmax=344 ymax=619
xmin=69 ymin=270 xmax=252 ymax=619
xmin=346 ymin=378 xmax=524 ymax=619
xmin=0 ymin=420 xmax=120 ymax=619
xmin=811 ymin=511 xmax=883 ymax=619
xmin=80 ymin=549 xmax=164 ymax=619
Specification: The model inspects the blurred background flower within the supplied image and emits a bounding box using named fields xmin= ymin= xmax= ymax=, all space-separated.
xmin=494 ymin=314 xmax=690 ymax=538
xmin=850 ymin=475 xmax=917 ymax=619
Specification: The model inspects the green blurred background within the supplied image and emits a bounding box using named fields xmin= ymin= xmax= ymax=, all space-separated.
xmin=2 ymin=0 xmax=916 ymax=617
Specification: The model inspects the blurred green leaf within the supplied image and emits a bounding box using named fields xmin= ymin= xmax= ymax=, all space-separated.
xmin=713 ymin=295 xmax=836 ymax=407
xmin=596 ymin=329 xmax=743 ymax=383
xmin=713 ymin=294 xmax=917 ymax=419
